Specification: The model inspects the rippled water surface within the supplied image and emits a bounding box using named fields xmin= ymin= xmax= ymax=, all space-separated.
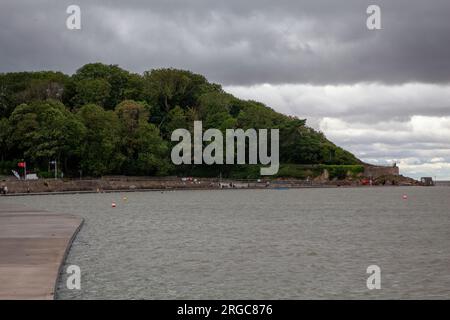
xmin=5 ymin=187 xmax=450 ymax=299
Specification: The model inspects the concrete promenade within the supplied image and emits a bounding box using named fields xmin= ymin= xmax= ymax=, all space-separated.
xmin=0 ymin=202 xmax=83 ymax=300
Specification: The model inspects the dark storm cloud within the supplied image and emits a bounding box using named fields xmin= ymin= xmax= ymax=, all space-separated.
xmin=1 ymin=0 xmax=450 ymax=85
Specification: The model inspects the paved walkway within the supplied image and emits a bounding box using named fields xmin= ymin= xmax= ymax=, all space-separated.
xmin=0 ymin=202 xmax=83 ymax=300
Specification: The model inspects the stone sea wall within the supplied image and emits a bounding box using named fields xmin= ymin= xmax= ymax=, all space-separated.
xmin=363 ymin=165 xmax=400 ymax=178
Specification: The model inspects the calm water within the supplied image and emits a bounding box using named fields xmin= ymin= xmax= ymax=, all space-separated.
xmin=5 ymin=187 xmax=450 ymax=299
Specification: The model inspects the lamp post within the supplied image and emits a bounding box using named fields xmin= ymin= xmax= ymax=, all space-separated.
xmin=50 ymin=160 xmax=57 ymax=180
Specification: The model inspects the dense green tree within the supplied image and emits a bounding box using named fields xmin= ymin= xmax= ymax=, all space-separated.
xmin=67 ymin=63 xmax=145 ymax=109
xmin=0 ymin=71 xmax=69 ymax=117
xmin=123 ymin=73 xmax=145 ymax=102
xmin=143 ymin=68 xmax=221 ymax=126
xmin=8 ymin=100 xmax=85 ymax=173
xmin=77 ymin=104 xmax=124 ymax=176
xmin=0 ymin=117 xmax=10 ymax=161
xmin=71 ymin=78 xmax=111 ymax=107
xmin=133 ymin=122 xmax=171 ymax=175
xmin=115 ymin=100 xmax=150 ymax=132
xmin=237 ymin=101 xmax=286 ymax=129
xmin=163 ymin=106 xmax=188 ymax=139
xmin=198 ymin=92 xmax=236 ymax=130
xmin=115 ymin=100 xmax=170 ymax=175
xmin=0 ymin=65 xmax=361 ymax=178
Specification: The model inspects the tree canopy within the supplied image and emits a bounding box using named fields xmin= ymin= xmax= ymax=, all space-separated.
xmin=0 ymin=63 xmax=360 ymax=178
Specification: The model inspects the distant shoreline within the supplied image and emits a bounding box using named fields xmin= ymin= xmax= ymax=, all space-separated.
xmin=0 ymin=176 xmax=427 ymax=197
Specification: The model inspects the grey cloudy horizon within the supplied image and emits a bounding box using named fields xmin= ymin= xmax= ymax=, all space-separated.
xmin=1 ymin=0 xmax=450 ymax=178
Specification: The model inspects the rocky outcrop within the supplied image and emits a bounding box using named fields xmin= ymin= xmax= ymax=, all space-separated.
xmin=373 ymin=174 xmax=419 ymax=186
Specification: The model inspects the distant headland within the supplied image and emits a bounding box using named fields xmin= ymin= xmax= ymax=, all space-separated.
xmin=0 ymin=63 xmax=411 ymax=184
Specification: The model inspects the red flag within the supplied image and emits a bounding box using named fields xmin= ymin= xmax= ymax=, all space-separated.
xmin=18 ymin=162 xmax=26 ymax=168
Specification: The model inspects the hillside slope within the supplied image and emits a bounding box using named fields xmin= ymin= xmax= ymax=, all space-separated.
xmin=0 ymin=63 xmax=360 ymax=178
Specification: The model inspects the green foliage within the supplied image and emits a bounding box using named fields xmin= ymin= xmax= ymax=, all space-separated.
xmin=67 ymin=63 xmax=145 ymax=109
xmin=0 ymin=117 xmax=11 ymax=160
xmin=163 ymin=106 xmax=188 ymax=139
xmin=318 ymin=165 xmax=364 ymax=179
xmin=276 ymin=165 xmax=314 ymax=179
xmin=0 ymin=64 xmax=361 ymax=178
xmin=0 ymin=71 xmax=69 ymax=117
xmin=237 ymin=101 xmax=287 ymax=129
xmin=35 ymin=170 xmax=55 ymax=179
xmin=115 ymin=100 xmax=150 ymax=132
xmin=72 ymin=78 xmax=111 ymax=107
xmin=132 ymin=122 xmax=171 ymax=176
xmin=143 ymin=68 xmax=221 ymax=127
xmin=279 ymin=121 xmax=359 ymax=165
xmin=8 ymin=100 xmax=85 ymax=171
xmin=199 ymin=92 xmax=237 ymax=131
xmin=227 ymin=165 xmax=262 ymax=179
xmin=77 ymin=104 xmax=123 ymax=176
xmin=115 ymin=100 xmax=170 ymax=176
xmin=0 ymin=160 xmax=15 ymax=175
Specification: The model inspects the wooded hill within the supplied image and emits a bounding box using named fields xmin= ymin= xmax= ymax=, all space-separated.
xmin=0 ymin=63 xmax=360 ymax=178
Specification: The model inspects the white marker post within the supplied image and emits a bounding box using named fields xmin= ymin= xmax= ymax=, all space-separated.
xmin=50 ymin=160 xmax=57 ymax=180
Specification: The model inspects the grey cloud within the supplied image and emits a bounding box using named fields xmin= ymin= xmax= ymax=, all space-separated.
xmin=225 ymin=83 xmax=450 ymax=124
xmin=1 ymin=0 xmax=450 ymax=85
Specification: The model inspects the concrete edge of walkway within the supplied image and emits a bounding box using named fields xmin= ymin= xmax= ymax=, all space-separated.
xmin=52 ymin=217 xmax=84 ymax=300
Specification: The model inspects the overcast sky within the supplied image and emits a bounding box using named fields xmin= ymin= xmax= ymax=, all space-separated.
xmin=1 ymin=0 xmax=450 ymax=179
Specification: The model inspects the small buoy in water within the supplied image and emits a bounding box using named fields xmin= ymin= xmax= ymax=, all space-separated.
xmin=112 ymin=202 xmax=116 ymax=208
xmin=402 ymin=195 xmax=408 ymax=200
xmin=123 ymin=196 xmax=128 ymax=202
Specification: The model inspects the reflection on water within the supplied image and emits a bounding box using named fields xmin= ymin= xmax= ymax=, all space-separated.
xmin=5 ymin=187 xmax=450 ymax=299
